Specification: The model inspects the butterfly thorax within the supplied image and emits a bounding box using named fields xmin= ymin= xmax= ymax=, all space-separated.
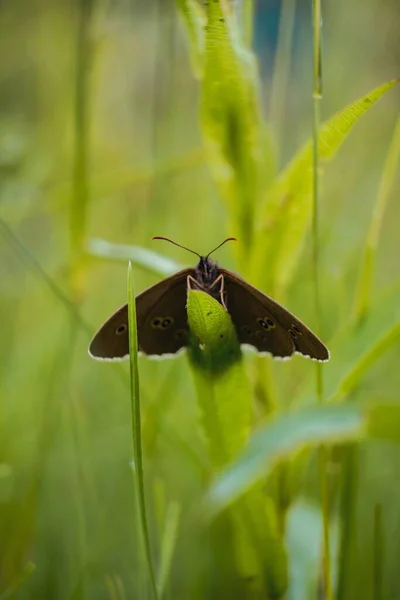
xmin=195 ymin=257 xmax=222 ymax=300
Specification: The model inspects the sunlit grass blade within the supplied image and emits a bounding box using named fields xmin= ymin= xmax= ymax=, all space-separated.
xmin=269 ymin=0 xmax=296 ymax=161
xmin=88 ymin=238 xmax=184 ymax=276
xmin=310 ymin=1 xmax=332 ymax=597
xmin=187 ymin=289 xmax=248 ymax=464
xmin=354 ymin=112 xmax=400 ymax=321
xmin=199 ymin=1 xmax=266 ymax=252
xmin=254 ymin=78 xmax=399 ymax=293
xmin=70 ymin=0 xmax=95 ymax=303
xmin=127 ymin=262 xmax=158 ymax=599
xmin=243 ymin=0 xmax=255 ymax=47
xmin=175 ymin=0 xmax=206 ymax=77
xmin=157 ymin=501 xmax=181 ymax=598
xmin=204 ymin=404 xmax=365 ymax=517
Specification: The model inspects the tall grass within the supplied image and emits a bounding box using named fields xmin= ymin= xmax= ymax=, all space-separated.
xmin=0 ymin=1 xmax=400 ymax=599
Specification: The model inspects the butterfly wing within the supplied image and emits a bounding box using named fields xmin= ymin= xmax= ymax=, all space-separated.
xmin=89 ymin=269 xmax=194 ymax=360
xmin=221 ymin=270 xmax=330 ymax=361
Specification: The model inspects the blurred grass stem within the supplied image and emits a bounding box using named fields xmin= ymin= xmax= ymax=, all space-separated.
xmin=373 ymin=503 xmax=384 ymax=600
xmin=354 ymin=113 xmax=400 ymax=321
xmin=269 ymin=0 xmax=296 ymax=162
xmin=71 ymin=0 xmax=94 ymax=300
xmin=312 ymin=0 xmax=332 ymax=598
xmin=243 ymin=0 xmax=254 ymax=47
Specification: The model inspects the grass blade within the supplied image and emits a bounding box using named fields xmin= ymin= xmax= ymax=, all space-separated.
xmin=243 ymin=0 xmax=255 ymax=48
xmin=205 ymin=404 xmax=365 ymax=517
xmin=373 ymin=503 xmax=384 ymax=600
xmin=127 ymin=262 xmax=158 ymax=599
xmin=311 ymin=1 xmax=332 ymax=598
xmin=200 ymin=0 xmax=265 ymax=252
xmin=269 ymin=0 xmax=296 ymax=161
xmin=255 ymin=78 xmax=399 ymax=293
xmin=354 ymin=113 xmax=400 ymax=321
xmin=329 ymin=321 xmax=400 ymax=402
xmin=175 ymin=0 xmax=206 ymax=77
xmin=70 ymin=0 xmax=94 ymax=296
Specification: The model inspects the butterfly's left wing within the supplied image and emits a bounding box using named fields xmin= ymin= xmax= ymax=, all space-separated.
xmin=89 ymin=269 xmax=194 ymax=360
xmin=221 ymin=270 xmax=330 ymax=361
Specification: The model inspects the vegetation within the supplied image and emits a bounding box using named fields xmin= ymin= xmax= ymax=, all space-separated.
xmin=1 ymin=1 xmax=399 ymax=599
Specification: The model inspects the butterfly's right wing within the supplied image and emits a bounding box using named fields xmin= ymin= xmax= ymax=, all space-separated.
xmin=221 ymin=270 xmax=329 ymax=361
xmin=89 ymin=269 xmax=194 ymax=360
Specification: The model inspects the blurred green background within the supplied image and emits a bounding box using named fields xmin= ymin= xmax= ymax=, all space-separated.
xmin=1 ymin=0 xmax=400 ymax=599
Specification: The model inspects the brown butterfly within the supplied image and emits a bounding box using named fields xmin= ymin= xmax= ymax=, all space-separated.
xmin=89 ymin=237 xmax=330 ymax=362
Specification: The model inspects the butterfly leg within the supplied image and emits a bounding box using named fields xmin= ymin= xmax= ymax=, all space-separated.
xmin=187 ymin=275 xmax=205 ymax=292
xmin=208 ymin=274 xmax=227 ymax=309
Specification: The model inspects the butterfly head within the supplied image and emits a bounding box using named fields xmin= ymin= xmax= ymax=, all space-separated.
xmin=152 ymin=236 xmax=236 ymax=303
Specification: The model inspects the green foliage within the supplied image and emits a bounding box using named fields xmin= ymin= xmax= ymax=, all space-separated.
xmin=187 ymin=290 xmax=287 ymax=596
xmin=206 ymin=403 xmax=365 ymax=515
xmin=254 ymin=78 xmax=399 ymax=293
xmin=1 ymin=1 xmax=400 ymax=599
xmin=187 ymin=289 xmax=242 ymax=376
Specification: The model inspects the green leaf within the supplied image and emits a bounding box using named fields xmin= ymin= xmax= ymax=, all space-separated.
xmin=205 ymin=404 xmax=365 ymax=516
xmin=187 ymin=289 xmax=287 ymax=596
xmin=199 ymin=1 xmax=267 ymax=249
xmin=186 ymin=289 xmax=247 ymax=463
xmin=89 ymin=238 xmax=184 ymax=276
xmin=253 ymin=78 xmax=399 ymax=292
xmin=187 ymin=289 xmax=241 ymax=376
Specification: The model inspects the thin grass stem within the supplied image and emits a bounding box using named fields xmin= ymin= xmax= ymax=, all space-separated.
xmin=127 ymin=262 xmax=159 ymax=599
xmin=71 ymin=0 xmax=93 ymax=271
xmin=269 ymin=0 xmax=296 ymax=162
xmin=243 ymin=0 xmax=254 ymax=48
xmin=311 ymin=1 xmax=332 ymax=598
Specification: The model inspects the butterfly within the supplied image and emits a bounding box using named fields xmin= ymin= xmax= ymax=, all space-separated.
xmin=89 ymin=237 xmax=330 ymax=362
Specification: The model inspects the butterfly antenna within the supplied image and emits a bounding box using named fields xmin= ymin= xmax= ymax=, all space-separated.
xmin=152 ymin=236 xmax=201 ymax=259
xmin=206 ymin=237 xmax=237 ymax=259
